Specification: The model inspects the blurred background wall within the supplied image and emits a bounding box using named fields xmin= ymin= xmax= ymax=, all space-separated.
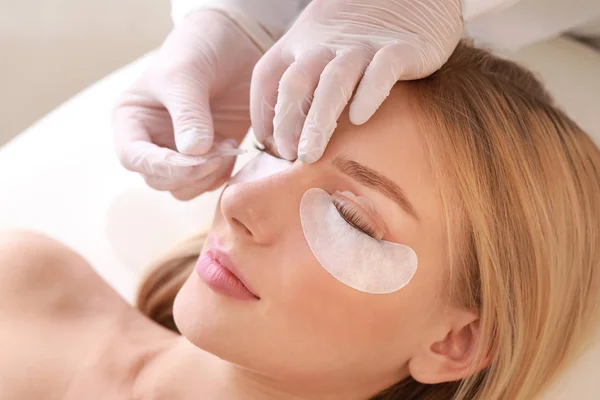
xmin=0 ymin=0 xmax=172 ymax=146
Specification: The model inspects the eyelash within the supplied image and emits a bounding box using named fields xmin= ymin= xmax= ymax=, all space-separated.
xmin=332 ymin=197 xmax=380 ymax=239
xmin=255 ymin=143 xmax=379 ymax=239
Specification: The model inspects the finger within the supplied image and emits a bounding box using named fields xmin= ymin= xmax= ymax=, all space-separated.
xmin=170 ymin=177 xmax=220 ymax=201
xmin=120 ymin=140 xmax=222 ymax=181
xmin=272 ymin=46 xmax=335 ymax=160
xmin=113 ymin=92 xmax=156 ymax=148
xmin=250 ymin=44 xmax=289 ymax=145
xmin=171 ymin=187 xmax=206 ymax=201
xmin=142 ymin=157 xmax=224 ymax=192
xmin=144 ymin=175 xmax=216 ymax=194
xmin=170 ymin=156 xmax=236 ymax=200
xmin=297 ymin=50 xmax=371 ymax=163
xmin=159 ymin=64 xmax=215 ymax=156
xmin=113 ymin=103 xmax=188 ymax=178
xmin=144 ymin=175 xmax=181 ymax=192
xmin=349 ymin=42 xmax=428 ymax=126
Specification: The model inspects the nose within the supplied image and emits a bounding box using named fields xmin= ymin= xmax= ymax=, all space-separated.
xmin=219 ymin=165 xmax=300 ymax=245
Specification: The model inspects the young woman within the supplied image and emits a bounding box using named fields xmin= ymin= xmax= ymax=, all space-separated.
xmin=1 ymin=42 xmax=599 ymax=400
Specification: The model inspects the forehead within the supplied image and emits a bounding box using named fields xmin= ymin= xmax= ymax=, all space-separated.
xmin=325 ymin=86 xmax=434 ymax=200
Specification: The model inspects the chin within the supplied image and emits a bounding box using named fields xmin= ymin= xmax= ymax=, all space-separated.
xmin=173 ymin=272 xmax=261 ymax=365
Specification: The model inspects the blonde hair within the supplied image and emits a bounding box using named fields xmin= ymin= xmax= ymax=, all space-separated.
xmin=137 ymin=41 xmax=600 ymax=399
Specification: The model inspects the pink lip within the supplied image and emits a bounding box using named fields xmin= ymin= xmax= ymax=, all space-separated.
xmin=195 ymin=246 xmax=259 ymax=301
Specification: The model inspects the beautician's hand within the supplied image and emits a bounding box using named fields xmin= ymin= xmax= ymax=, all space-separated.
xmin=113 ymin=10 xmax=265 ymax=200
xmin=251 ymin=0 xmax=463 ymax=163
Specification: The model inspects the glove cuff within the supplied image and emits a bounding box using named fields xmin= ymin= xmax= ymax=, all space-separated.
xmin=462 ymin=0 xmax=521 ymax=21
xmin=172 ymin=0 xmax=306 ymax=40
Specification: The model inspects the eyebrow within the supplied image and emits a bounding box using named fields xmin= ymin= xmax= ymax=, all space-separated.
xmin=332 ymin=156 xmax=419 ymax=221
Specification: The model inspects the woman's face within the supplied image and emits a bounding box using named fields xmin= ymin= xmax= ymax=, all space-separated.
xmin=174 ymin=86 xmax=475 ymax=393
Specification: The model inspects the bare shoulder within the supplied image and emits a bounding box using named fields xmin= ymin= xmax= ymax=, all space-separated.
xmin=0 ymin=230 xmax=88 ymax=292
xmin=0 ymin=230 xmax=126 ymax=314
xmin=0 ymin=230 xmax=133 ymax=399
xmin=0 ymin=230 xmax=90 ymax=288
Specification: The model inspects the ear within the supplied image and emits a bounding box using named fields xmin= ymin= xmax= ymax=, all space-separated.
xmin=408 ymin=312 xmax=490 ymax=384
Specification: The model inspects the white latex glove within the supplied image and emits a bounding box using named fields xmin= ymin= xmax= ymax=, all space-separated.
xmin=172 ymin=0 xmax=311 ymax=38
xmin=250 ymin=0 xmax=464 ymax=162
xmin=113 ymin=9 xmax=271 ymax=200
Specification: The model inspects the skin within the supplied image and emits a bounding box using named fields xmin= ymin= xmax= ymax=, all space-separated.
xmin=0 ymin=86 xmax=485 ymax=400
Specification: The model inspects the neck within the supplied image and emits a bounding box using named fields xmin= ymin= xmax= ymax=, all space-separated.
xmin=132 ymin=336 xmax=303 ymax=400
xmin=131 ymin=335 xmax=381 ymax=400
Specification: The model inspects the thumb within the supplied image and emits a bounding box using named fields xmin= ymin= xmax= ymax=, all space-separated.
xmin=167 ymin=86 xmax=215 ymax=156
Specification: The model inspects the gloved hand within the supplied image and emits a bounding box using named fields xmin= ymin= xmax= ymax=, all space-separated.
xmin=114 ymin=9 xmax=269 ymax=200
xmin=251 ymin=0 xmax=464 ymax=163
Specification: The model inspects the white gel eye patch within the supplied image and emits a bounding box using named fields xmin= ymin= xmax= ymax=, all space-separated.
xmin=300 ymin=188 xmax=418 ymax=294
xmin=229 ymin=151 xmax=292 ymax=185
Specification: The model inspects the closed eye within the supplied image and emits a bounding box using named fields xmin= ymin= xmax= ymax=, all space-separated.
xmin=332 ymin=195 xmax=384 ymax=240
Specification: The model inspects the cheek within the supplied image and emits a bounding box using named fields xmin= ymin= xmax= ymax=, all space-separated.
xmin=273 ymin=249 xmax=432 ymax=365
xmin=268 ymin=201 xmax=425 ymax=359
